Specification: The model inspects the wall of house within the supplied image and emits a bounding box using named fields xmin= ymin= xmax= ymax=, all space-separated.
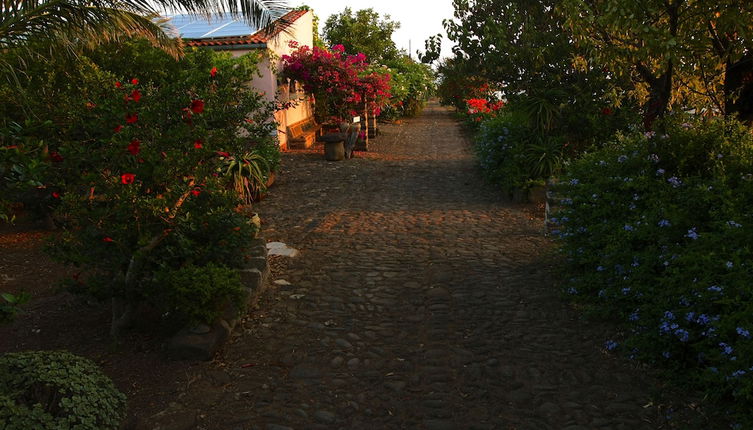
xmin=226 ymin=11 xmax=315 ymax=150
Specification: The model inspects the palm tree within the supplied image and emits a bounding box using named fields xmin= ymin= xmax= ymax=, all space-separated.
xmin=0 ymin=0 xmax=289 ymax=58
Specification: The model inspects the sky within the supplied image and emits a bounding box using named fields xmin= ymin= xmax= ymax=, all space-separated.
xmin=292 ymin=0 xmax=456 ymax=60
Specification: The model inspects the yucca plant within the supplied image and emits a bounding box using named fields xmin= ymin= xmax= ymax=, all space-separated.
xmin=223 ymin=152 xmax=270 ymax=205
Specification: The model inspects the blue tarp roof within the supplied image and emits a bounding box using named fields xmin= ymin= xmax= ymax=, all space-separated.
xmin=164 ymin=14 xmax=261 ymax=39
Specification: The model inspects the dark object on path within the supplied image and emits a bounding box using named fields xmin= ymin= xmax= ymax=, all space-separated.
xmin=321 ymin=133 xmax=345 ymax=161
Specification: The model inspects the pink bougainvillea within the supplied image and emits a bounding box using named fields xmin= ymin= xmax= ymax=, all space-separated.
xmin=281 ymin=43 xmax=391 ymax=122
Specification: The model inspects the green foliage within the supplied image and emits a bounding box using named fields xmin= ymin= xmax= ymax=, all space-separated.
xmin=418 ymin=34 xmax=442 ymax=64
xmin=251 ymin=140 xmax=281 ymax=174
xmin=0 ymin=293 xmax=30 ymax=324
xmin=322 ymin=7 xmax=400 ymax=64
xmin=381 ymin=55 xmax=436 ymax=120
xmin=151 ymin=264 xmax=244 ymax=326
xmin=445 ymin=0 xmax=587 ymax=96
xmin=474 ymin=111 xmax=556 ymax=193
xmin=562 ymin=0 xmax=753 ymax=125
xmin=0 ymin=350 xmax=126 ymax=430
xmin=553 ymin=116 xmax=753 ymax=426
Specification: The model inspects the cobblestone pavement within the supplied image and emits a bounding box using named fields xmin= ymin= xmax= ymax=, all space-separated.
xmin=176 ymin=102 xmax=691 ymax=429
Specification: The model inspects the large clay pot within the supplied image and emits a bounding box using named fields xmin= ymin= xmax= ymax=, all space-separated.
xmin=324 ymin=140 xmax=345 ymax=161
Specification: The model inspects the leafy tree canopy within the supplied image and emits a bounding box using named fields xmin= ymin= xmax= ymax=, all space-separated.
xmin=322 ymin=7 xmax=400 ymax=64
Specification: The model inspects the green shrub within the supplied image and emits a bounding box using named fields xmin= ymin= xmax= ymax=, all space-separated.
xmin=553 ymin=115 xmax=753 ymax=426
xmin=381 ymin=55 xmax=435 ymax=120
xmin=150 ymin=264 xmax=244 ymax=326
xmin=0 ymin=293 xmax=29 ymax=324
xmin=474 ymin=110 xmax=558 ymax=193
xmin=0 ymin=351 xmax=126 ymax=430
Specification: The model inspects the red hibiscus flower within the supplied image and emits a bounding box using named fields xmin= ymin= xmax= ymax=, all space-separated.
xmin=193 ymin=140 xmax=203 ymax=149
xmin=125 ymin=113 xmax=138 ymax=124
xmin=190 ymin=99 xmax=205 ymax=114
xmin=121 ymin=173 xmax=136 ymax=184
xmin=102 ymin=237 xmax=114 ymax=243
xmin=49 ymin=151 xmax=63 ymax=162
xmin=601 ymin=107 xmax=613 ymax=115
xmin=131 ymin=78 xmax=139 ymax=85
xmin=131 ymin=89 xmax=142 ymax=102
xmin=127 ymin=139 xmax=140 ymax=155
xmin=114 ymin=125 xmax=123 ymax=133
xmin=210 ymin=67 xmax=217 ymax=77
xmin=115 ymin=81 xmax=122 ymax=88
xmin=216 ymin=151 xmax=230 ymax=158
xmin=51 ymin=192 xmax=60 ymax=199
xmin=191 ymin=189 xmax=201 ymax=196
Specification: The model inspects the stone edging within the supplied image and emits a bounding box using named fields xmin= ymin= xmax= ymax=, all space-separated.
xmin=166 ymin=236 xmax=270 ymax=361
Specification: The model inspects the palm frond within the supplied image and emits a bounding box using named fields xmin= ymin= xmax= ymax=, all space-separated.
xmin=0 ymin=0 xmax=290 ymax=58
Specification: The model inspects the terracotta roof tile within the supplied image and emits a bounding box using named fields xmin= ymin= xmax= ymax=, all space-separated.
xmin=186 ymin=9 xmax=307 ymax=48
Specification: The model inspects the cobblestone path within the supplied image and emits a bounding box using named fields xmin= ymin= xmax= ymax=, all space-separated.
xmin=180 ymin=102 xmax=683 ymax=429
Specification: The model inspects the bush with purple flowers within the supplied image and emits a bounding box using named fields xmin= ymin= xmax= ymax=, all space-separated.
xmin=552 ymin=114 xmax=753 ymax=425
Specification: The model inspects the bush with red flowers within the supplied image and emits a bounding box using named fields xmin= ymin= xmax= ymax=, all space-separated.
xmin=280 ymin=42 xmax=391 ymax=123
xmin=0 ymin=42 xmax=278 ymax=334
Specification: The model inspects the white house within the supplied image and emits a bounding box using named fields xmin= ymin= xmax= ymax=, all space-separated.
xmin=166 ymin=9 xmax=316 ymax=150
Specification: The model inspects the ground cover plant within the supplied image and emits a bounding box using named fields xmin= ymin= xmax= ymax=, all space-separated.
xmin=0 ymin=350 xmax=126 ymax=429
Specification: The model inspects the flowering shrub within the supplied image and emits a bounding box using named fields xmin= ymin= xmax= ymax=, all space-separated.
xmin=32 ymin=47 xmax=278 ymax=336
xmin=280 ymin=43 xmax=391 ymax=123
xmin=553 ymin=116 xmax=753 ymax=426
xmin=463 ymin=98 xmax=505 ymax=126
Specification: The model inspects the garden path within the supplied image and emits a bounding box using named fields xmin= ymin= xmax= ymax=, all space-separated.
xmin=170 ymin=102 xmax=682 ymax=429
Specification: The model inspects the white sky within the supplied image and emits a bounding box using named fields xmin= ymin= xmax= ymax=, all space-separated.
xmin=292 ymin=0 xmax=456 ymax=60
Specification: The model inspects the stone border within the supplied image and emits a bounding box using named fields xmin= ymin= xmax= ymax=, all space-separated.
xmin=166 ymin=236 xmax=270 ymax=361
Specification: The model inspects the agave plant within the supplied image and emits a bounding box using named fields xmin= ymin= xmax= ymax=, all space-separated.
xmin=223 ymin=152 xmax=270 ymax=205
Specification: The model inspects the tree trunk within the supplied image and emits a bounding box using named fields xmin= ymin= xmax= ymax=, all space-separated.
xmin=643 ymin=65 xmax=673 ymax=131
xmin=724 ymin=54 xmax=753 ymax=123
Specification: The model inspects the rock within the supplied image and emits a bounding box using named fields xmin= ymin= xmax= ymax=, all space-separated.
xmin=330 ymin=356 xmax=344 ymax=368
xmin=347 ymin=358 xmax=359 ymax=369
xmin=245 ymin=256 xmax=269 ymax=275
xmin=538 ymin=402 xmax=560 ymax=415
xmin=335 ymin=338 xmax=353 ymax=349
xmin=384 ymin=381 xmax=406 ymax=392
xmin=266 ymin=242 xmax=299 ymax=257
xmin=423 ymin=419 xmax=454 ymax=430
xmin=289 ymin=364 xmax=322 ymax=379
xmin=314 ymin=410 xmax=336 ymax=423
xmin=167 ymin=323 xmax=229 ymax=361
xmin=239 ymin=268 xmax=263 ymax=290
xmin=188 ymin=324 xmax=211 ymax=334
xmin=150 ymin=409 xmax=197 ymax=430
xmin=274 ymin=279 xmax=292 ymax=286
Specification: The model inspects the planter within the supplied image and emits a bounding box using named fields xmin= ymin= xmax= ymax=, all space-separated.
xmin=324 ymin=141 xmax=344 ymax=161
